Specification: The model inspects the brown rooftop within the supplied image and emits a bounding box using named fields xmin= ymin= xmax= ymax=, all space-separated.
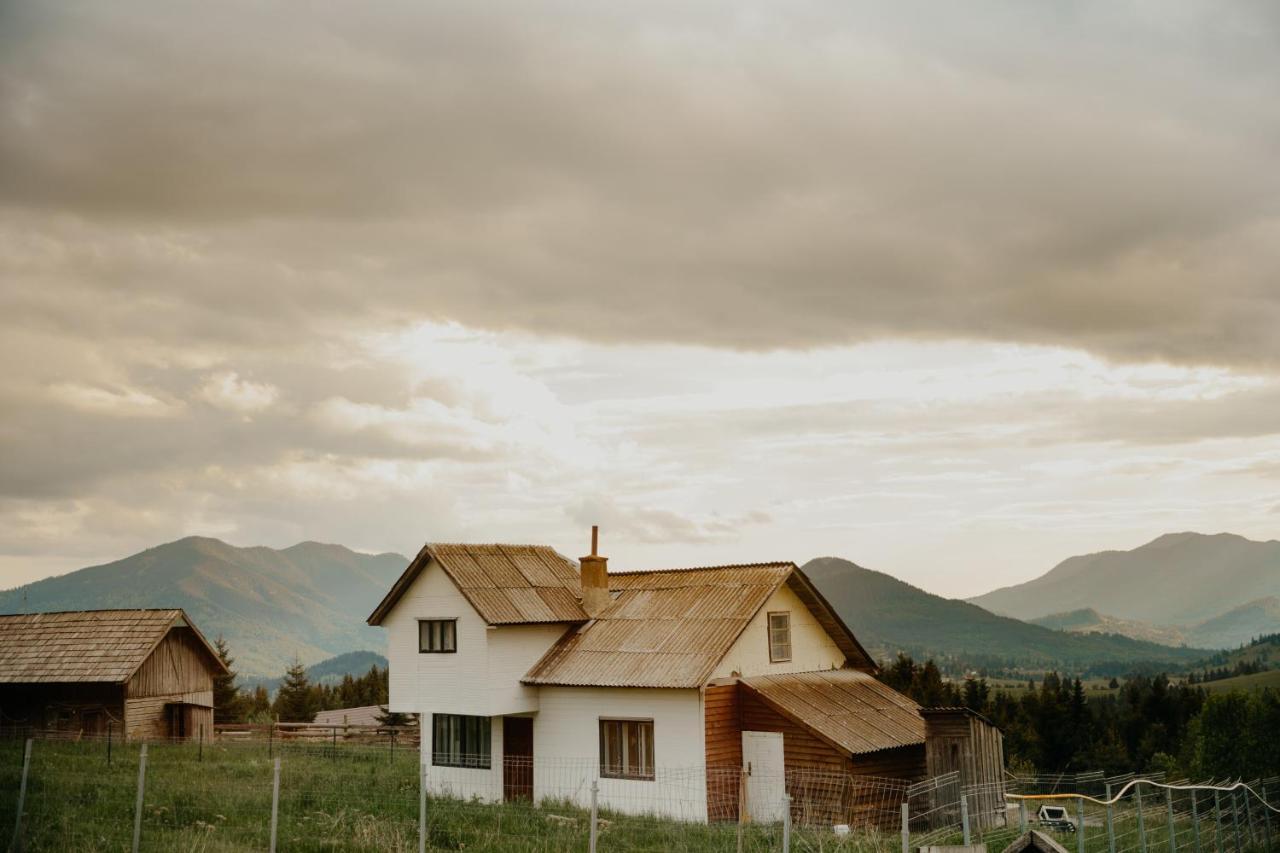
xmin=740 ymin=668 xmax=926 ymax=755
xmin=0 ymin=608 xmax=226 ymax=684
xmin=368 ymin=543 xmax=590 ymax=626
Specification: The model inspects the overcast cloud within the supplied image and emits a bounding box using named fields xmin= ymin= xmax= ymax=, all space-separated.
xmin=2 ymin=0 xmax=1279 ymax=596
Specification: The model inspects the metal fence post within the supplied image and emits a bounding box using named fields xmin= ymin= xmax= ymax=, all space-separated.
xmin=589 ymin=780 xmax=599 ymax=853
xmin=737 ymin=768 xmax=746 ymax=853
xmin=107 ymin=721 xmax=113 ymax=766
xmin=1138 ymin=784 xmax=1148 ymax=853
xmin=269 ymin=756 xmax=281 ymax=853
xmin=1191 ymin=789 xmax=1202 ymax=853
xmin=902 ymin=802 xmax=910 ymax=853
xmin=961 ymin=794 xmax=971 ymax=846
xmin=1079 ymin=795 xmax=1087 ymax=853
xmin=782 ymin=793 xmax=792 ymax=853
xmin=1020 ymin=798 xmax=1028 ymax=834
xmin=1167 ymin=788 xmax=1177 ymax=853
xmin=131 ymin=742 xmax=148 ymax=853
xmin=418 ymin=761 xmax=426 ymax=853
xmin=198 ymin=724 xmax=204 ymax=762
xmin=9 ymin=738 xmax=32 ymax=853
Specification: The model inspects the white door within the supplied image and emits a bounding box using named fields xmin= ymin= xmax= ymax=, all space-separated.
xmin=741 ymin=731 xmax=786 ymax=823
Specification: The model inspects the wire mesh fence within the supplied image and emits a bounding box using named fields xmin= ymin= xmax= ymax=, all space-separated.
xmin=2 ymin=733 xmax=1277 ymax=852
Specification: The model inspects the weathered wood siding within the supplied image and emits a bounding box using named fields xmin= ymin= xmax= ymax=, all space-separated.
xmin=704 ymin=682 xmax=743 ymax=821
xmin=127 ymin=627 xmax=216 ymax=699
xmin=0 ymin=683 xmax=124 ymax=736
xmin=123 ymin=626 xmax=219 ymax=741
xmin=924 ymin=710 xmax=1006 ymax=830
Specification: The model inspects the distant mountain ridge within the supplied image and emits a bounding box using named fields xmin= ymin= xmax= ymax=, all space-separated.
xmin=0 ymin=537 xmax=408 ymax=676
xmin=968 ymin=532 xmax=1280 ymax=633
xmin=1032 ymin=599 xmax=1280 ymax=651
xmin=241 ymin=650 xmax=389 ymax=695
xmin=802 ymin=557 xmax=1208 ymax=675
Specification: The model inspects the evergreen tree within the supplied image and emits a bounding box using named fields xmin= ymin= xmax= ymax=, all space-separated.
xmin=274 ymin=659 xmax=319 ymax=722
xmin=212 ymin=635 xmax=243 ymax=723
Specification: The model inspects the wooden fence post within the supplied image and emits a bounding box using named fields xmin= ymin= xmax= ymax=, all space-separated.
xmin=1137 ymin=784 xmax=1148 ymax=853
xmin=418 ymin=761 xmax=427 ymax=853
xmin=131 ymin=743 xmax=148 ymax=853
xmin=1191 ymin=788 xmax=1202 ymax=853
xmin=782 ymin=793 xmax=791 ymax=853
xmin=9 ymin=738 xmax=32 ymax=853
xmin=589 ymin=780 xmax=600 ymax=853
xmin=269 ymin=756 xmax=281 ymax=853
xmin=1079 ymin=795 xmax=1088 ymax=853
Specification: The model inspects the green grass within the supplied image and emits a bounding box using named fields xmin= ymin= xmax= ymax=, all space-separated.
xmin=1198 ymin=669 xmax=1280 ymax=694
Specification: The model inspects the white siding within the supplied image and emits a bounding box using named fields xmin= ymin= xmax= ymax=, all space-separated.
xmin=534 ymin=686 xmax=708 ymax=821
xmin=710 ymin=583 xmax=846 ymax=679
xmin=378 ymin=558 xmax=572 ymax=717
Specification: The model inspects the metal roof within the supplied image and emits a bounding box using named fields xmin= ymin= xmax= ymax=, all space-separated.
xmin=0 ymin=609 xmax=226 ymax=684
xmin=740 ymin=669 xmax=926 ymax=755
xmin=523 ymin=562 xmax=876 ymax=688
xmin=367 ymin=543 xmax=590 ymax=626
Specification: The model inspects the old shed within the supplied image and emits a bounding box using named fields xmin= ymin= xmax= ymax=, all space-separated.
xmin=0 ymin=609 xmax=228 ymax=741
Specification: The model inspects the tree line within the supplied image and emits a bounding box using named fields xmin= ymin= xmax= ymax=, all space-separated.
xmin=212 ymin=637 xmax=408 ymax=725
xmin=880 ymin=654 xmax=1280 ymax=781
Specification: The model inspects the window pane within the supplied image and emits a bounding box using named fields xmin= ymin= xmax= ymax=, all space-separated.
xmin=433 ymin=714 xmax=490 ymax=768
xmin=443 ymin=621 xmax=456 ymax=651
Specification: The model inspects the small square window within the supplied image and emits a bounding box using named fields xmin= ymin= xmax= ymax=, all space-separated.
xmin=432 ymin=713 xmax=491 ymax=768
xmin=599 ymin=718 xmax=655 ymax=780
xmin=419 ymin=619 xmax=457 ymax=653
xmin=767 ymin=612 xmax=792 ymax=662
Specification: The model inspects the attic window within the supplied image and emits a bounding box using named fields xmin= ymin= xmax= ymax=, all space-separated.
xmin=419 ymin=619 xmax=457 ymax=653
xmin=767 ymin=611 xmax=792 ymax=662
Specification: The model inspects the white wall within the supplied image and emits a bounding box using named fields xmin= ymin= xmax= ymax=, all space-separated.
xmin=534 ymin=686 xmax=708 ymax=821
xmin=379 ymin=558 xmax=571 ymax=717
xmin=710 ymin=582 xmax=846 ymax=679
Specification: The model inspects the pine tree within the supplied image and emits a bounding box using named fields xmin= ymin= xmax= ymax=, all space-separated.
xmin=274 ymin=659 xmax=318 ymax=722
xmin=212 ymin=635 xmax=243 ymax=723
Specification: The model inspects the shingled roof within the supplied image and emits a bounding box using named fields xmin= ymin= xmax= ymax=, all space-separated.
xmin=522 ymin=563 xmax=877 ymax=688
xmin=367 ymin=543 xmax=590 ymax=626
xmin=740 ymin=669 xmax=926 ymax=754
xmin=0 ymin=609 xmax=226 ymax=684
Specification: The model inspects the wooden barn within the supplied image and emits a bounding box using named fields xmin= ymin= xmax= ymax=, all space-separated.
xmin=0 ymin=609 xmax=228 ymax=741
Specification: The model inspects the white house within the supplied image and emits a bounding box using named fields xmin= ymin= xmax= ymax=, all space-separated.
xmin=367 ymin=529 xmax=1004 ymax=823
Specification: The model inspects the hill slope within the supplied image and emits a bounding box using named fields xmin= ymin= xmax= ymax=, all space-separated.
xmin=803 ymin=557 xmax=1208 ymax=675
xmin=0 ymin=537 xmax=407 ymax=676
xmin=968 ymin=532 xmax=1280 ymax=625
xmin=1030 ymin=608 xmax=1187 ymax=646
xmin=241 ymin=650 xmax=389 ymax=695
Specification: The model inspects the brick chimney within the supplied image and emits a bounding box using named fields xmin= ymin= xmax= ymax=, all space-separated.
xmin=580 ymin=525 xmax=611 ymax=617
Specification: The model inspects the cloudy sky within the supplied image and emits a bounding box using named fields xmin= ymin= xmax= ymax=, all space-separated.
xmin=2 ymin=1 xmax=1279 ymax=597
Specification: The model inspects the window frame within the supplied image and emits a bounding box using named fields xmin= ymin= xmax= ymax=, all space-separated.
xmin=418 ymin=618 xmax=458 ymax=654
xmin=767 ymin=610 xmax=792 ymax=663
xmin=431 ymin=713 xmax=492 ymax=769
xmin=598 ymin=717 xmax=655 ymax=781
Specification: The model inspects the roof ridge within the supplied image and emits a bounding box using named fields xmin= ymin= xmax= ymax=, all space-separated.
xmin=0 ymin=608 xmax=182 ymax=617
xmin=611 ymin=561 xmax=796 ymax=576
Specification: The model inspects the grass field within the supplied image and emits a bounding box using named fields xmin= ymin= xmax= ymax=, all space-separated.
xmin=1198 ymin=669 xmax=1280 ymax=694
xmin=3 ymin=738 xmax=1274 ymax=852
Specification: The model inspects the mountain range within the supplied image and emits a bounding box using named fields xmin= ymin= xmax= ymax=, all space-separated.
xmin=0 ymin=537 xmax=407 ymax=676
xmin=3 ymin=530 xmax=1277 ymax=679
xmin=800 ymin=557 xmax=1208 ymax=675
xmin=969 ymin=532 xmax=1280 ymax=647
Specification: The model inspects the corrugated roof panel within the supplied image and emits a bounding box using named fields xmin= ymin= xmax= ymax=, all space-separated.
xmin=464 ymin=588 xmax=526 ymax=624
xmin=741 ymin=670 xmax=926 ymax=755
xmin=502 ymin=587 xmax=558 ymax=622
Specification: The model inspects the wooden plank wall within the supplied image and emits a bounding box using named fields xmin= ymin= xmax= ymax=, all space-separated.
xmin=0 ymin=683 xmax=124 ymax=737
xmin=923 ymin=711 xmax=1006 ymax=830
xmin=127 ymin=628 xmax=217 ymax=699
xmin=704 ymin=683 xmax=743 ymax=821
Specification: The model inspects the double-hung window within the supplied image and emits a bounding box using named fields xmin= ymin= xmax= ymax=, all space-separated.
xmin=767 ymin=611 xmax=792 ymax=662
xmin=419 ymin=619 xmax=457 ymax=653
xmin=432 ymin=714 xmax=491 ymax=768
xmin=599 ymin=718 xmax=654 ymax=780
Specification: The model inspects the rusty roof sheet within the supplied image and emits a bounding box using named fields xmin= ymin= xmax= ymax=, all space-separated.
xmin=368 ymin=543 xmax=590 ymax=626
xmin=741 ymin=669 xmax=925 ymax=755
xmin=0 ymin=609 xmax=226 ymax=684
xmin=523 ymin=563 xmax=797 ymax=688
